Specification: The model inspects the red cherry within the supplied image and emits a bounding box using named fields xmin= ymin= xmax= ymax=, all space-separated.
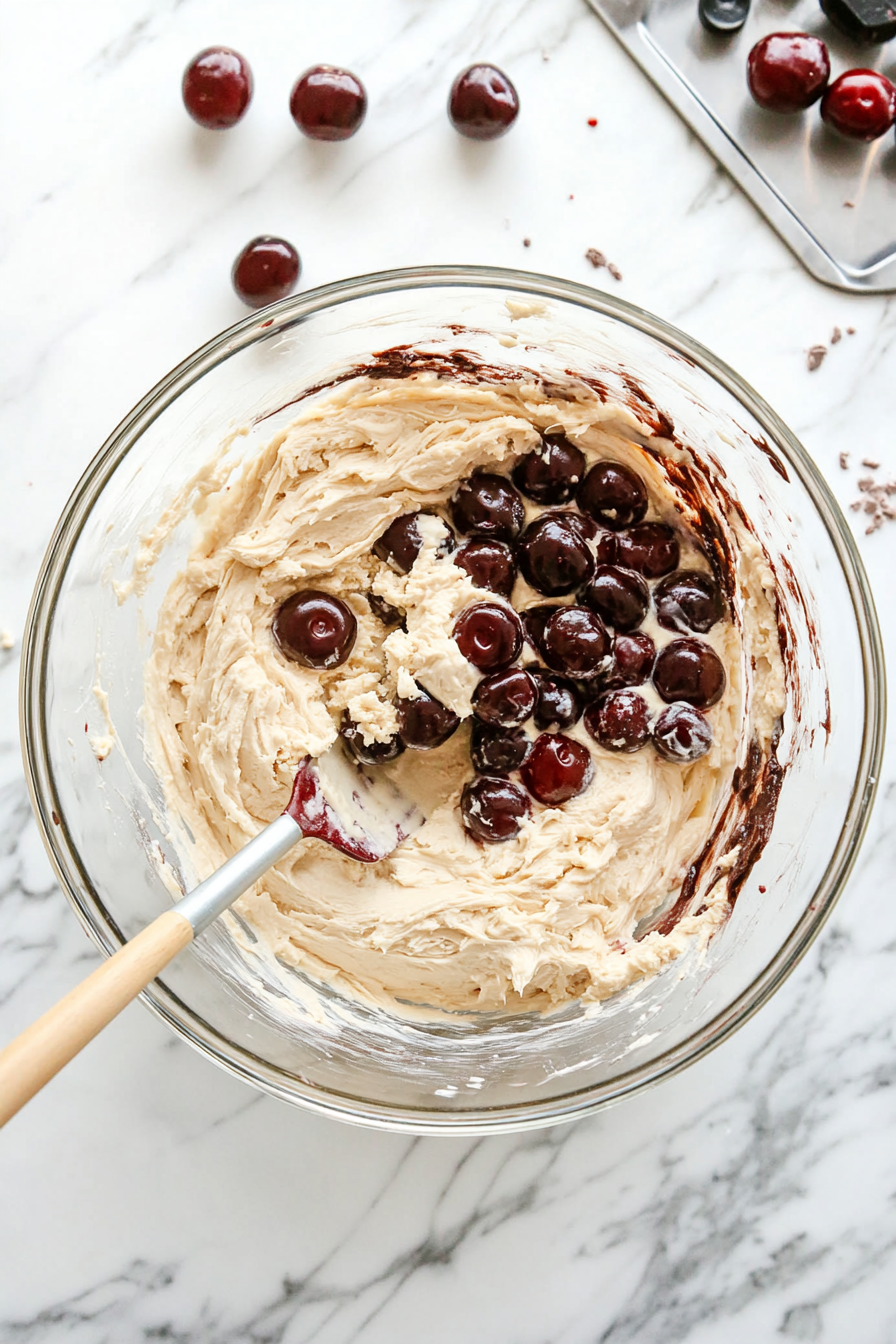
xmin=517 ymin=514 xmax=594 ymax=596
xmin=585 ymin=689 xmax=651 ymax=752
xmin=820 ymin=69 xmax=896 ymax=141
xmin=449 ymin=64 xmax=519 ymax=140
xmin=453 ymin=539 xmax=516 ymax=599
xmin=542 ymin=606 xmax=611 ymax=680
xmin=273 ymin=591 xmax=356 ymax=668
xmin=581 ymin=564 xmax=649 ymax=632
xmin=602 ymin=632 xmax=656 ymax=689
xmin=450 ymin=473 xmax=525 ymax=542
xmin=461 ymin=776 xmax=531 ymax=842
xmin=454 ymin=602 xmax=522 ymax=672
xmin=232 ymin=236 xmax=300 ymax=308
xmin=511 ymin=435 xmax=586 ymax=505
xmin=654 ymin=570 xmax=724 ymax=634
xmin=747 ymin=33 xmax=830 ymax=113
xmin=397 ymin=687 xmax=460 ymax=749
xmin=652 ymin=703 xmax=713 ymax=763
xmin=577 ymin=462 xmax=647 ymax=531
xmin=615 ymin=523 xmax=679 ymax=579
xmin=520 ymin=734 xmax=594 ymax=805
xmin=289 ymin=65 xmax=367 ymax=141
xmin=530 ymin=671 xmax=583 ymax=731
xmin=472 ymin=668 xmax=537 ymax=726
xmin=182 ymin=47 xmax=253 ymax=129
xmin=653 ymin=638 xmax=726 ymax=709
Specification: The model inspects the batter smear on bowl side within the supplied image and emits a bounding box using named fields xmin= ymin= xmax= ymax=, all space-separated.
xmin=144 ymin=351 xmax=787 ymax=1015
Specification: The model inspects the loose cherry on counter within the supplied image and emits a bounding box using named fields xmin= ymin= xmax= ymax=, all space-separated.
xmin=520 ymin=733 xmax=594 ymax=806
xmin=653 ymin=638 xmax=726 ymax=710
xmin=470 ymin=722 xmax=532 ymax=774
xmin=290 ymin=65 xmax=367 ymax=140
xmin=541 ymin=606 xmax=611 ymax=680
xmin=273 ymin=590 xmax=357 ymax=668
xmin=461 ymin=776 xmax=531 ymax=843
xmin=182 ymin=47 xmax=253 ymax=128
xmin=454 ymin=539 xmax=516 ymax=598
xmin=450 ymin=473 xmax=525 ymax=542
xmin=397 ymin=686 xmax=460 ymax=749
xmin=517 ymin=514 xmax=594 ymax=596
xmin=340 ymin=713 xmax=405 ymax=766
xmin=746 ymin=33 xmax=830 ymax=113
xmin=232 ymin=236 xmax=301 ymax=308
xmin=448 ymin=64 xmax=519 ymax=140
xmin=454 ymin=602 xmax=522 ymax=672
xmin=472 ymin=668 xmax=537 ymax=726
xmin=652 ymin=703 xmax=714 ymax=763
xmin=820 ymin=69 xmax=896 ymax=141
xmin=511 ymin=435 xmax=586 ymax=505
xmin=585 ymin=690 xmax=651 ymax=753
xmin=577 ymin=462 xmax=647 ymax=531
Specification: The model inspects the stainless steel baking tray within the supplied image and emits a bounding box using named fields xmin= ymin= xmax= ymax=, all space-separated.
xmin=587 ymin=0 xmax=896 ymax=293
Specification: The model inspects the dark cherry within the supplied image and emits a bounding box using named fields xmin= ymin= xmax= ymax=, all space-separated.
xmin=454 ymin=539 xmax=516 ymax=599
xmin=820 ymin=70 xmax=896 ymax=141
xmin=654 ymin=569 xmax=725 ymax=634
xmin=273 ymin=590 xmax=357 ymax=668
xmin=448 ymin=64 xmax=519 ymax=141
xmin=542 ymin=508 xmax=599 ymax=542
xmin=517 ymin=514 xmax=594 ymax=596
xmin=470 ymin=722 xmax=532 ymax=774
xmin=520 ymin=734 xmax=594 ymax=806
xmin=542 ymin=606 xmax=611 ymax=680
xmin=454 ymin=602 xmax=522 ymax=672
xmin=531 ymin=671 xmax=583 ymax=731
xmin=340 ymin=713 xmax=405 ymax=766
xmin=652 ymin=703 xmax=714 ymax=763
xmin=232 ymin=236 xmax=300 ymax=308
xmin=584 ymin=690 xmax=650 ymax=753
xmin=461 ymin=775 xmax=531 ymax=843
xmin=582 ymin=564 xmax=649 ymax=633
xmin=615 ymin=523 xmax=679 ymax=579
xmin=367 ymin=592 xmax=403 ymax=627
xmin=182 ymin=47 xmax=253 ymax=129
xmin=397 ymin=686 xmax=460 ymax=749
xmin=596 ymin=532 xmax=618 ymax=564
xmin=450 ymin=473 xmax=525 ymax=542
xmin=603 ymin=633 xmax=656 ymax=689
xmin=747 ymin=33 xmax=830 ymax=114
xmin=653 ymin=638 xmax=726 ymax=709
xmin=289 ymin=65 xmax=367 ymax=141
xmin=577 ymin=461 xmax=647 ymax=531
xmin=511 ymin=435 xmax=586 ymax=505
xmin=472 ymin=668 xmax=537 ymax=726
xmin=520 ymin=603 xmax=562 ymax=655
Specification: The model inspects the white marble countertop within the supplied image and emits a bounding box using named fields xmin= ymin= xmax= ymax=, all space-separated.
xmin=1 ymin=0 xmax=894 ymax=1339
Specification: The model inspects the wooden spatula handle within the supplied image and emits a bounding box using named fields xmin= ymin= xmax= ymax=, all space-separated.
xmin=0 ymin=910 xmax=193 ymax=1128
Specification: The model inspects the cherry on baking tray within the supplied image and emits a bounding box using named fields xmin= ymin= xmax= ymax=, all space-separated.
xmin=449 ymin=64 xmax=520 ymax=140
xmin=454 ymin=539 xmax=516 ymax=598
xmin=517 ymin=514 xmax=594 ymax=596
xmin=397 ymin=686 xmax=460 ymax=749
xmin=653 ymin=638 xmax=726 ymax=709
xmin=472 ymin=668 xmax=537 ymax=726
xmin=290 ymin=65 xmax=367 ymax=141
xmin=232 ymin=237 xmax=301 ymax=308
xmin=746 ymin=33 xmax=830 ymax=114
xmin=820 ymin=70 xmax=896 ymax=141
xmin=273 ymin=590 xmax=357 ymax=668
xmin=454 ymin=602 xmax=523 ymax=672
xmin=521 ymin=733 xmax=594 ymax=805
xmin=511 ymin=435 xmax=586 ymax=505
xmin=450 ymin=473 xmax=525 ymax=542
xmin=470 ymin=722 xmax=532 ymax=774
xmin=584 ymin=690 xmax=651 ymax=753
xmin=182 ymin=47 xmax=253 ymax=128
xmin=652 ymin=703 xmax=714 ymax=763
xmin=461 ymin=775 xmax=531 ymax=843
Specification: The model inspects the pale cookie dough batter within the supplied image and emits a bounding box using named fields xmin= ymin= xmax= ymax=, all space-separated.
xmin=144 ymin=370 xmax=786 ymax=1014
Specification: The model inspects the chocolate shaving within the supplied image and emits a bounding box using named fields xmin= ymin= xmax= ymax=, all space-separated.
xmin=839 ymin=452 xmax=850 ymax=470
xmin=831 ymin=327 xmax=842 ymax=345
xmin=607 ymin=262 xmax=623 ymax=281
xmin=850 ymin=470 xmax=896 ymax=534
xmin=585 ymin=248 xmax=607 ymax=269
xmin=806 ymin=345 xmax=827 ymax=372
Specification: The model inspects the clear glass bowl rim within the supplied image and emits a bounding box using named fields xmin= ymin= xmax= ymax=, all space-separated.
xmin=19 ymin=264 xmax=887 ymax=1134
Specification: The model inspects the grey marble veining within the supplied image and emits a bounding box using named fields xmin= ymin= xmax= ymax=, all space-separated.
xmin=0 ymin=0 xmax=894 ymax=1340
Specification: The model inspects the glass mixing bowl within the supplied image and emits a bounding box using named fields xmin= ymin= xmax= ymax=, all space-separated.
xmin=20 ymin=266 xmax=885 ymax=1133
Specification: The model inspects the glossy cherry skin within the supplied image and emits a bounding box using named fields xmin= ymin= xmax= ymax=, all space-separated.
xmin=577 ymin=461 xmax=647 ymax=531
xmin=470 ymin=722 xmax=532 ymax=774
xmin=461 ymin=775 xmax=531 ymax=843
xmin=652 ymin=703 xmax=714 ymax=763
xmin=747 ymin=33 xmax=830 ymax=113
xmin=511 ymin=435 xmax=586 ymax=504
xmin=449 ymin=64 xmax=519 ymax=140
xmin=182 ymin=47 xmax=253 ymax=128
xmin=603 ymin=633 xmax=656 ymax=689
xmin=653 ymin=638 xmax=726 ymax=709
xmin=273 ymin=590 xmax=356 ymax=668
xmin=585 ymin=690 xmax=650 ymax=753
xmin=517 ymin=514 xmax=594 ymax=596
xmin=472 ymin=668 xmax=537 ymax=726
xmin=615 ymin=523 xmax=680 ymax=578
xmin=289 ymin=65 xmax=367 ymax=140
xmin=820 ymin=70 xmax=896 ymax=141
xmin=542 ymin=606 xmax=611 ymax=680
xmin=340 ymin=713 xmax=405 ymax=766
xmin=453 ymin=539 xmax=516 ymax=599
xmin=450 ymin=473 xmax=525 ymax=542
xmin=232 ymin=236 xmax=300 ymax=308
xmin=654 ymin=569 xmax=724 ymax=634
xmin=531 ymin=670 xmax=583 ymax=731
xmin=520 ymin=733 xmax=594 ymax=805
xmin=520 ymin=603 xmax=561 ymax=656
xmin=367 ymin=592 xmax=403 ymax=627
xmin=397 ymin=687 xmax=460 ymax=749
xmin=454 ymin=602 xmax=522 ymax=672
xmin=582 ymin=564 xmax=649 ymax=632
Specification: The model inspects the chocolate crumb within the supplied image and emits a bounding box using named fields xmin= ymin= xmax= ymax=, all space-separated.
xmin=607 ymin=262 xmax=623 ymax=281
xmin=831 ymin=326 xmax=842 ymax=345
xmin=587 ymin=117 xmax=598 ymax=127
xmin=847 ymin=326 xmax=856 ymax=335
xmin=585 ymin=248 xmax=607 ymax=269
xmin=850 ymin=471 xmax=896 ymax=534
xmin=51 ymin=811 xmax=60 ymax=826
xmin=523 ymin=238 xmax=531 ymax=248
xmin=844 ymin=200 xmax=855 ymax=208
xmin=861 ymin=458 xmax=880 ymax=470
xmin=839 ymin=452 xmax=850 ymax=470
xmin=807 ymin=345 xmax=827 ymax=371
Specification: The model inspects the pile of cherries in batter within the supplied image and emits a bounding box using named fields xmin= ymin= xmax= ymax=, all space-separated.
xmin=272 ymin=437 xmax=729 ymax=845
